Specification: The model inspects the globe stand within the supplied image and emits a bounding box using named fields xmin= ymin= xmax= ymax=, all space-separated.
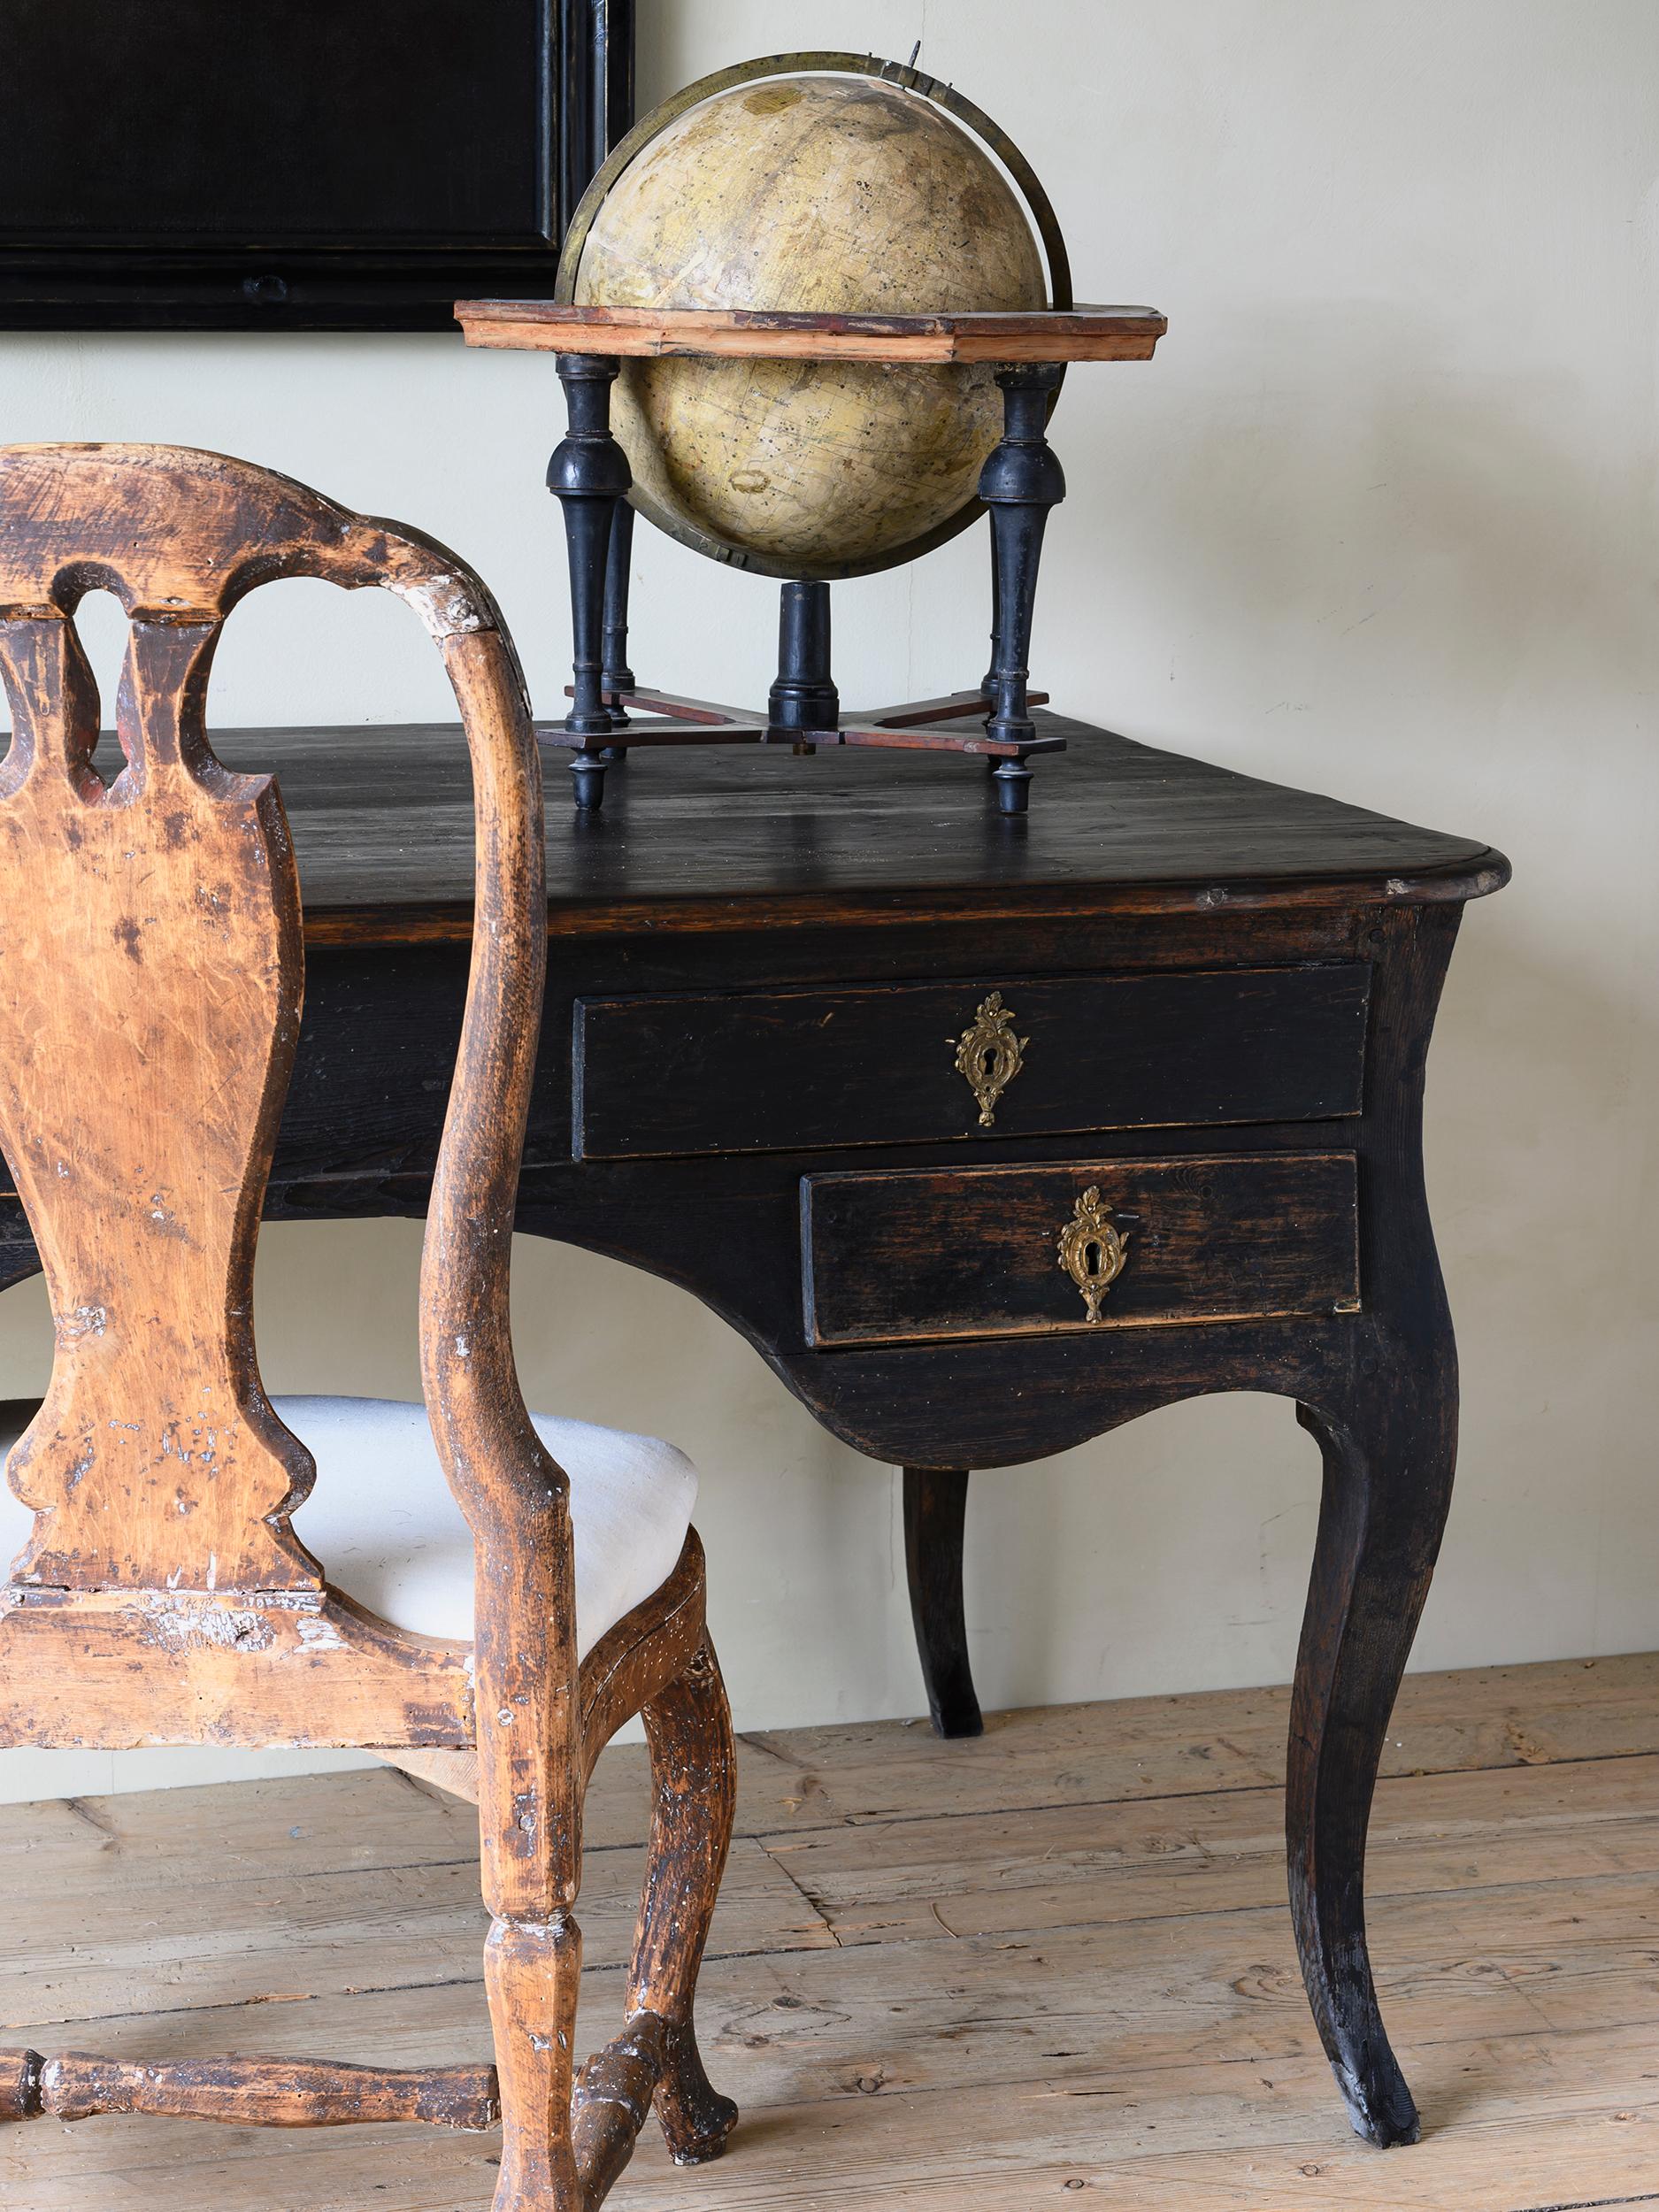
xmin=768 ymin=580 xmax=839 ymax=742
xmin=457 ymin=300 xmax=1169 ymax=814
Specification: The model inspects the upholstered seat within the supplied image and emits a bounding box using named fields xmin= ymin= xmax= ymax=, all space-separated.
xmin=0 ymin=1395 xmax=698 ymax=1663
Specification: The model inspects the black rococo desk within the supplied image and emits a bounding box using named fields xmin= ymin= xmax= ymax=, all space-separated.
xmin=0 ymin=711 xmax=1504 ymax=2149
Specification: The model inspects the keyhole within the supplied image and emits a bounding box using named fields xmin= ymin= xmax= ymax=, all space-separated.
xmin=1082 ymin=1238 xmax=1104 ymax=1277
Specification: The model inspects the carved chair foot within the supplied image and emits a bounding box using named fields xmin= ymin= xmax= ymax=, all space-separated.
xmin=656 ymin=2020 xmax=738 ymax=2166
xmin=571 ymin=2012 xmax=671 ymax=2202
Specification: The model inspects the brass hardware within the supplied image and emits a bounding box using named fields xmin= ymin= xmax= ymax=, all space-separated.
xmin=1056 ymin=1187 xmax=1129 ymax=1322
xmin=950 ymin=993 xmax=1028 ymax=1126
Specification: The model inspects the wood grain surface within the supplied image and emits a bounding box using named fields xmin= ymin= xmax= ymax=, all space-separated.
xmin=0 ymin=1585 xmax=474 ymax=1750
xmin=457 ymin=300 xmax=1169 ymax=363
xmin=802 ymin=1150 xmax=1361 ymax=1345
xmin=132 ymin=716 xmax=1506 ymax=946
xmin=7 ymin=1648 xmax=1659 ymax=2210
xmin=572 ymin=964 xmax=1371 ymax=1160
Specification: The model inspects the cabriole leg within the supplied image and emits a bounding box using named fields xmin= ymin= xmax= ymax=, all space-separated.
xmin=628 ymin=1636 xmax=739 ymax=2164
xmin=1286 ymin=900 xmax=1463 ymax=2148
xmin=1288 ymin=1349 xmax=1455 ymax=2148
xmin=902 ymin=1467 xmax=983 ymax=1739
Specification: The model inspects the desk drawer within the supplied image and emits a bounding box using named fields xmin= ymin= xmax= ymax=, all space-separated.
xmin=573 ymin=964 xmax=1370 ymax=1160
xmin=801 ymin=1151 xmax=1360 ymax=1347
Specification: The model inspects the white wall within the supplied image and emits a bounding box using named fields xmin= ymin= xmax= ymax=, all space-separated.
xmin=1 ymin=0 xmax=1655 ymax=1799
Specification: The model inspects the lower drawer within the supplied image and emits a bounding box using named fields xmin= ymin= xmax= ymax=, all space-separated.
xmin=801 ymin=1152 xmax=1360 ymax=1347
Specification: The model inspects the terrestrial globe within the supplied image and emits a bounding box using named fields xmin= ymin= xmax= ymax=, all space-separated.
xmin=563 ymin=61 xmax=1060 ymax=580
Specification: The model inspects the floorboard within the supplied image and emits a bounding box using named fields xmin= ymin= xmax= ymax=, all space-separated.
xmin=5 ymin=1650 xmax=1659 ymax=2209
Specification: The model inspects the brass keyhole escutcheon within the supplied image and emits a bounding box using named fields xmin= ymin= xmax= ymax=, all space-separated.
xmin=950 ymin=992 xmax=1028 ymax=1127
xmin=1057 ymin=1187 xmax=1130 ymax=1322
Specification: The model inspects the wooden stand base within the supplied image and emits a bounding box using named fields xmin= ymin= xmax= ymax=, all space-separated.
xmin=543 ymin=351 xmax=1074 ymax=815
xmin=540 ymin=684 xmax=1064 ymax=813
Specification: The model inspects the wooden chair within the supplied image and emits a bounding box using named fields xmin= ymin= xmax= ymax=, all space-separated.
xmin=0 ymin=444 xmax=738 ymax=2208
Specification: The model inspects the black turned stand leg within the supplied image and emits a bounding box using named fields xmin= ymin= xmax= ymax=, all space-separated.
xmin=979 ymin=364 xmax=1065 ymax=814
xmin=902 ymin=1467 xmax=983 ymax=1739
xmin=549 ymin=353 xmax=631 ymax=811
xmin=601 ymin=500 xmax=636 ymax=733
xmin=980 ymin=527 xmax=1001 ymax=704
xmin=768 ymin=580 xmax=838 ymax=749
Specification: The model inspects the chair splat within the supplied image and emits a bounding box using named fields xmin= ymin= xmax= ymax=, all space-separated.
xmin=0 ymin=601 xmax=316 ymax=1593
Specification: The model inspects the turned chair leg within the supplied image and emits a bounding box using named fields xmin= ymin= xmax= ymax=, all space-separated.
xmin=1287 ymin=1360 xmax=1455 ymax=2149
xmin=627 ymin=1635 xmax=739 ymax=2164
xmin=485 ymin=1916 xmax=584 ymax=2211
xmin=902 ymin=1467 xmax=984 ymax=1739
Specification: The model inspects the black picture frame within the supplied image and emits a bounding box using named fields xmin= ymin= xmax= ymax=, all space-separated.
xmin=0 ymin=0 xmax=634 ymax=330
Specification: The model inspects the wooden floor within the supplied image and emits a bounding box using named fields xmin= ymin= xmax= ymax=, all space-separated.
xmin=7 ymin=1654 xmax=1659 ymax=2210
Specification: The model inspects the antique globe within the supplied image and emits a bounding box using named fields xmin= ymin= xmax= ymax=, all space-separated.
xmin=563 ymin=60 xmax=1059 ymax=580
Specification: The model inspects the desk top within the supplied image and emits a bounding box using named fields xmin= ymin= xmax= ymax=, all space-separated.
xmin=193 ymin=714 xmax=1507 ymax=946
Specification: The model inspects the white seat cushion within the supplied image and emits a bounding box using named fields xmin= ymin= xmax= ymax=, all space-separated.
xmin=0 ymin=1395 xmax=697 ymax=1663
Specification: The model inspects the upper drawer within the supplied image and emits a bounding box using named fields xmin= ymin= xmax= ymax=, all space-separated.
xmin=572 ymin=964 xmax=1371 ymax=1161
